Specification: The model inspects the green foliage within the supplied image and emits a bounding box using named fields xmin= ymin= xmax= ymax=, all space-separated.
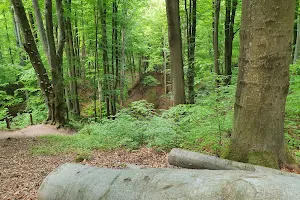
xmin=141 ymin=75 xmax=160 ymax=87
xmin=120 ymin=100 xmax=155 ymax=119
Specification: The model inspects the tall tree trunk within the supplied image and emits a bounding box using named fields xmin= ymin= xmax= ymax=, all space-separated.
xmin=213 ymin=0 xmax=221 ymax=84
xmin=225 ymin=0 xmax=295 ymax=169
xmin=294 ymin=0 xmax=300 ymax=63
xmin=293 ymin=0 xmax=299 ymax=59
xmin=65 ymin=0 xmax=80 ymax=116
xmin=11 ymin=0 xmax=54 ymax=122
xmin=11 ymin=6 xmax=26 ymax=65
xmin=111 ymin=0 xmax=118 ymax=118
xmin=28 ymin=12 xmax=38 ymax=42
xmin=165 ymin=0 xmax=186 ymax=105
xmin=100 ymin=0 xmax=110 ymax=118
xmin=163 ymin=29 xmax=168 ymax=95
xmin=186 ymin=0 xmax=197 ymax=104
xmin=3 ymin=10 xmax=14 ymax=64
xmin=32 ymin=0 xmax=49 ymax=61
xmin=120 ymin=27 xmax=125 ymax=108
xmin=45 ymin=0 xmax=66 ymax=126
xmin=224 ymin=0 xmax=237 ymax=85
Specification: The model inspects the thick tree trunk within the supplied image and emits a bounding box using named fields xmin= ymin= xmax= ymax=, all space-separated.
xmin=38 ymin=163 xmax=300 ymax=200
xmin=213 ymin=0 xmax=221 ymax=84
xmin=45 ymin=0 xmax=66 ymax=126
xmin=226 ymin=0 xmax=295 ymax=169
xmin=11 ymin=0 xmax=54 ymax=122
xmin=166 ymin=0 xmax=186 ymax=105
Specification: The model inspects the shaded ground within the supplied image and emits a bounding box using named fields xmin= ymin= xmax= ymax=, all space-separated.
xmin=0 ymin=124 xmax=73 ymax=140
xmin=0 ymin=137 xmax=168 ymax=199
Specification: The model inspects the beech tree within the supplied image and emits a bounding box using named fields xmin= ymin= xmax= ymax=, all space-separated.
xmin=165 ymin=0 xmax=186 ymax=105
xmin=12 ymin=0 xmax=67 ymax=126
xmin=224 ymin=0 xmax=238 ymax=85
xmin=226 ymin=0 xmax=295 ymax=169
xmin=185 ymin=0 xmax=197 ymax=104
xmin=213 ymin=0 xmax=221 ymax=85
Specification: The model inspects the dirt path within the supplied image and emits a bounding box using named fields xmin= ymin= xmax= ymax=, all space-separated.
xmin=0 ymin=138 xmax=168 ymax=199
xmin=0 ymin=124 xmax=73 ymax=139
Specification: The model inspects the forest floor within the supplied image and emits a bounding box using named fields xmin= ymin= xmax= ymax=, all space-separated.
xmin=0 ymin=134 xmax=168 ymax=199
xmin=0 ymin=124 xmax=73 ymax=140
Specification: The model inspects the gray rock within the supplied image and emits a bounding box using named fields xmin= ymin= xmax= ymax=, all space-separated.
xmin=38 ymin=163 xmax=300 ymax=200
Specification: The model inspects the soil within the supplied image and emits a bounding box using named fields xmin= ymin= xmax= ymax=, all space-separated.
xmin=126 ymin=72 xmax=173 ymax=110
xmin=0 ymin=124 xmax=73 ymax=140
xmin=0 ymin=130 xmax=168 ymax=199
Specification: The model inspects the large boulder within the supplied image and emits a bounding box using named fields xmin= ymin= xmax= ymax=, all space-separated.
xmin=38 ymin=163 xmax=300 ymax=200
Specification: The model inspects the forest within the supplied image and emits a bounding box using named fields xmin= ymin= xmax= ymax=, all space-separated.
xmin=0 ymin=0 xmax=300 ymax=199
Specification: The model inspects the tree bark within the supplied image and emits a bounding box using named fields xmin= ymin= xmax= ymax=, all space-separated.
xmin=45 ymin=0 xmax=66 ymax=126
xmin=38 ymin=163 xmax=300 ymax=200
xmin=226 ymin=0 xmax=295 ymax=169
xmin=65 ymin=0 xmax=80 ymax=116
xmin=3 ymin=10 xmax=14 ymax=64
xmin=213 ymin=0 xmax=221 ymax=85
xmin=294 ymin=1 xmax=300 ymax=63
xmin=166 ymin=0 xmax=186 ymax=105
xmin=224 ymin=0 xmax=237 ymax=85
xmin=99 ymin=0 xmax=110 ymax=118
xmin=168 ymin=148 xmax=299 ymax=173
xmin=32 ymin=0 xmax=49 ymax=60
xmin=186 ymin=0 xmax=197 ymax=104
xmin=11 ymin=0 xmax=54 ymax=122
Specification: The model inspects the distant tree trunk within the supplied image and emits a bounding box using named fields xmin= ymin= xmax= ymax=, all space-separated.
xmin=293 ymin=0 xmax=299 ymax=59
xmin=28 ymin=12 xmax=38 ymax=42
xmin=185 ymin=0 xmax=197 ymax=104
xmin=120 ymin=27 xmax=125 ymax=108
xmin=294 ymin=18 xmax=300 ymax=63
xmin=11 ymin=0 xmax=54 ymax=122
xmin=94 ymin=0 xmax=99 ymax=121
xmin=65 ymin=0 xmax=80 ymax=116
xmin=3 ymin=10 xmax=14 ymax=64
xmin=11 ymin=6 xmax=26 ymax=65
xmin=80 ymin=0 xmax=86 ymax=81
xmin=294 ymin=0 xmax=300 ymax=63
xmin=100 ymin=0 xmax=110 ymax=118
xmin=163 ymin=29 xmax=168 ymax=95
xmin=111 ymin=0 xmax=118 ymax=118
xmin=225 ymin=0 xmax=295 ymax=169
xmin=213 ymin=0 xmax=221 ymax=85
xmin=224 ymin=0 xmax=237 ymax=85
xmin=165 ymin=0 xmax=186 ymax=105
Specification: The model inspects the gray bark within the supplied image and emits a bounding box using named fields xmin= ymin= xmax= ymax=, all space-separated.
xmin=293 ymin=18 xmax=300 ymax=63
xmin=38 ymin=163 xmax=300 ymax=200
xmin=168 ymin=148 xmax=298 ymax=175
xmin=166 ymin=0 xmax=186 ymax=105
xmin=32 ymin=0 xmax=49 ymax=60
xmin=226 ymin=0 xmax=295 ymax=168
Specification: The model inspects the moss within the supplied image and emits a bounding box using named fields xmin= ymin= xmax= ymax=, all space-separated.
xmin=247 ymin=151 xmax=279 ymax=169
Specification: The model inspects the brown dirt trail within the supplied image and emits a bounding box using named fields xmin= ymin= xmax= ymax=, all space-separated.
xmin=0 ymin=124 xmax=73 ymax=140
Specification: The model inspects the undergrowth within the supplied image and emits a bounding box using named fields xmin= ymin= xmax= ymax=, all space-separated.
xmin=29 ymin=69 xmax=300 ymax=161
